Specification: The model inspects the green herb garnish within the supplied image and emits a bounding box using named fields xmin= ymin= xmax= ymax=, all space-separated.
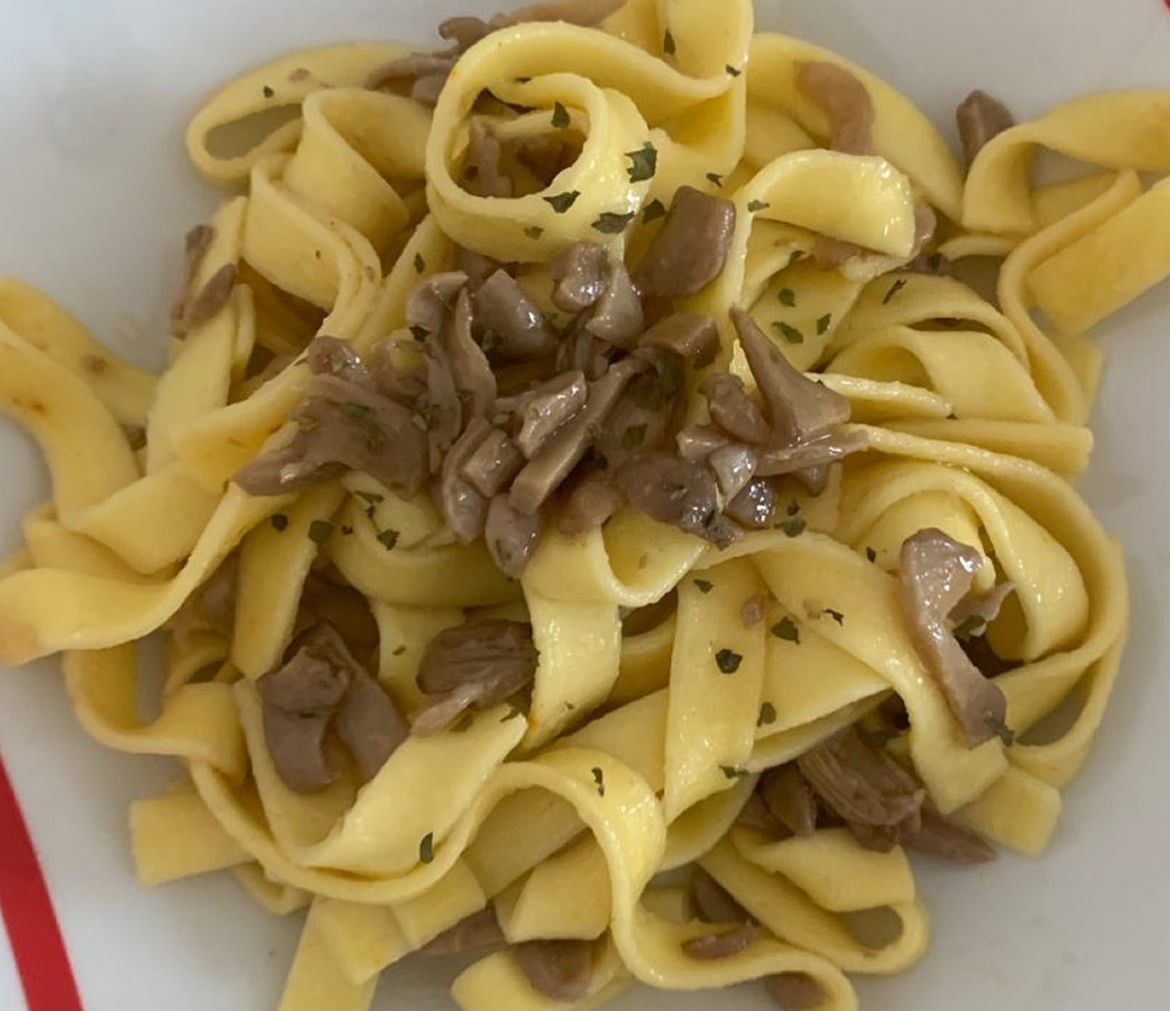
xmin=626 ymin=142 xmax=658 ymax=183
xmin=781 ymin=516 xmax=807 ymax=538
xmin=622 ymin=424 xmax=648 ymax=450
xmin=816 ymin=313 xmax=833 ymax=336
xmin=715 ymin=648 xmax=743 ymax=674
xmin=727 ymin=65 xmax=742 ymax=77
xmin=552 ymin=101 xmax=571 ymax=128
xmin=413 ymin=253 xmax=426 ymax=274
xmin=392 ymin=645 xmax=407 ymax=657
xmin=694 ymin=578 xmax=714 ymax=594
xmin=706 ymin=172 xmax=724 ymax=188
xmin=643 ymin=198 xmax=667 ymax=223
xmin=524 ymin=226 xmax=545 ymax=240
xmin=593 ymin=211 xmax=637 ymax=234
xmin=747 ymin=199 xmax=770 ymax=213
xmin=377 ymin=529 xmax=400 ymax=550
xmin=771 ymin=617 xmax=800 ymax=643
xmin=262 ymin=85 xmax=275 ymax=99
xmin=758 ymin=702 xmax=777 ymax=727
xmin=663 ymin=29 xmax=676 ymax=55
xmin=544 ymin=190 xmax=581 ymax=214
xmin=270 ymin=514 xmax=289 ymax=532
xmin=883 ymin=278 xmax=908 ymax=304
xmin=778 ymin=288 xmax=796 ymax=307
xmin=356 ymin=491 xmax=385 ymax=507
xmin=773 ymin=321 xmax=805 ymax=345
xmin=986 ymin=716 xmax=1016 ymax=747
xmin=419 ymin=832 xmax=435 ymax=864
xmin=308 ymin=520 xmax=334 ymax=546
xmin=824 ymin=609 xmax=845 ymax=626
xmin=592 ymin=767 xmax=606 ymax=797
xmin=721 ymin=765 xmax=750 ymax=780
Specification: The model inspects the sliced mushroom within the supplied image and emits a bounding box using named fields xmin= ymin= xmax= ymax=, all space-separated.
xmin=463 ymin=426 xmax=526 ymax=498
xmin=513 ymin=939 xmax=596 ymax=1003
xmin=957 ymin=90 xmax=1015 ymax=167
xmin=437 ymin=419 xmax=493 ymax=543
xmin=635 ymin=186 xmax=737 ymax=299
xmin=691 ymin=868 xmax=754 ymax=926
xmin=556 ymin=472 xmax=625 ymax=535
xmin=465 ymin=120 xmax=515 ymax=199
xmin=899 ymin=528 xmax=1009 ymax=747
xmin=765 ymin=973 xmax=825 ymax=1010
xmin=421 ymin=337 xmax=466 ymax=469
xmin=702 ymin=373 xmax=772 ymax=445
xmin=457 ymin=247 xmax=504 ymax=290
xmin=949 ymin=580 xmax=1015 ymax=633
xmin=366 ymin=52 xmax=456 ymax=92
xmin=682 ymin=925 xmax=759 ymax=960
xmin=615 ymin=453 xmax=735 ymax=547
xmin=796 ymin=61 xmax=875 ymax=155
xmin=474 ymin=270 xmax=558 ymax=361
xmin=334 ymin=667 xmax=410 ymax=782
xmin=638 ymin=312 xmax=721 ymax=363
xmin=551 ymin=242 xmax=609 ymax=313
xmin=797 ymin=727 xmax=924 ymax=841
xmin=708 ymin=444 xmax=757 ymax=503
xmin=419 ymin=906 xmax=507 ymax=956
xmin=731 ymin=309 xmax=851 ymax=447
xmin=586 ymin=263 xmax=644 ymax=347
xmin=737 ymin=792 xmax=787 ymax=837
xmin=438 ymin=16 xmax=494 ymax=53
xmin=595 ymin=369 xmax=676 ymax=470
xmin=445 ymin=288 xmax=497 ymax=420
xmin=512 ymin=371 xmax=589 ymax=459
xmin=754 ymin=428 xmax=870 ymax=477
xmin=411 ymin=74 xmax=448 ymax=107
xmin=485 ymin=494 xmax=545 ymax=578
xmin=677 ymin=425 xmax=734 ymax=464
xmin=904 ymin=807 xmax=996 ymax=864
xmin=760 ymin=765 xmax=818 ymax=838
xmin=724 ymin=478 xmax=777 ymax=530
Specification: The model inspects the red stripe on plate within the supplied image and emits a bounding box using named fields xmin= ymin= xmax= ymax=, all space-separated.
xmin=0 ymin=753 xmax=84 ymax=1011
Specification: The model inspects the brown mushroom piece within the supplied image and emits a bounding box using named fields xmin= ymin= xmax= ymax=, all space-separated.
xmin=334 ymin=667 xmax=410 ymax=783
xmin=957 ymin=90 xmax=1015 ymax=167
xmin=462 ymin=426 xmax=526 ymax=498
xmin=904 ymin=807 xmax=996 ymax=864
xmin=754 ymin=429 xmax=870 ymax=477
xmin=795 ymin=61 xmax=876 ymax=155
xmin=724 ymin=477 xmax=777 ymax=530
xmin=691 ymin=868 xmax=754 ymax=925
xmin=407 ymin=271 xmax=468 ymax=337
xmin=701 ymin=373 xmax=772 ymax=445
xmin=438 ymin=16 xmax=494 ymax=53
xmin=682 ymin=925 xmax=759 ymax=961
xmin=464 ymin=120 xmax=515 ymax=199
xmin=708 ymin=444 xmax=757 ymax=503
xmin=638 ymin=312 xmax=721 ymax=363
xmin=441 ymin=288 xmax=497 ymax=421
xmin=474 ymin=269 xmax=558 ymax=361
xmin=556 ymin=471 xmax=625 ymax=535
xmin=437 ymin=419 xmax=494 ymax=543
xmin=513 ymin=939 xmax=596 ymax=1003
xmin=615 ymin=452 xmax=736 ymax=548
xmin=595 ymin=366 xmax=679 ymax=471
xmin=170 ymin=224 xmax=215 ymax=335
xmin=765 ymin=973 xmax=826 ymax=1010
xmin=797 ymin=727 xmax=924 ymax=845
xmin=366 ymin=53 xmax=457 ymax=93
xmin=510 ymin=371 xmax=589 ymax=459
xmin=731 ymin=308 xmax=851 ymax=447
xmin=635 ymin=186 xmax=737 ymax=299
xmin=550 ymin=242 xmax=609 ymax=313
xmin=413 ymin=620 xmax=539 ymax=735
xmin=484 ymin=494 xmax=545 ymax=578
xmin=510 ymin=357 xmax=647 ymax=515
xmin=586 ymin=262 xmax=644 ymax=347
xmin=898 ymin=528 xmax=1010 ymax=747
xmin=177 ymin=264 xmax=236 ymax=337
xmin=760 ymin=764 xmax=818 ymax=838
xmin=419 ymin=906 xmax=507 ymax=956
xmin=676 ymin=425 xmax=734 ymax=463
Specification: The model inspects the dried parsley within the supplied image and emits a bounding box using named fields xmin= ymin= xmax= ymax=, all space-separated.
xmin=593 ymin=211 xmax=637 ymax=234
xmin=781 ymin=516 xmax=807 ymax=538
xmin=726 ymin=64 xmax=742 ymax=77
xmin=747 ymin=199 xmax=770 ymax=213
xmin=413 ymin=253 xmax=426 ymax=274
xmin=544 ymin=190 xmax=581 ymax=213
xmin=758 ymin=702 xmax=777 ymax=727
xmin=356 ymin=490 xmax=384 ymax=507
xmin=622 ymin=424 xmax=648 ymax=450
xmin=816 ymin=313 xmax=833 ymax=336
xmin=786 ymin=501 xmax=801 ymax=517
xmin=524 ymin=225 xmax=545 ymax=240
xmin=773 ymin=321 xmax=805 ymax=345
xmin=270 ymin=514 xmax=289 ymax=533
xmin=419 ymin=832 xmax=435 ymax=864
xmin=778 ymin=288 xmax=796 ymax=307
xmin=551 ymin=101 xmax=570 ymax=128
xmin=377 ymin=529 xmax=400 ymax=550
xmin=308 ymin=520 xmax=334 ymax=546
xmin=953 ymin=614 xmax=987 ymax=641
xmin=409 ymin=324 xmax=429 ymax=342
xmin=883 ymin=278 xmax=908 ymax=304
xmin=642 ymin=198 xmax=667 ymax=223
xmin=663 ymin=29 xmax=677 ymax=55
xmin=771 ymin=617 xmax=800 ymax=643
xmin=626 ymin=142 xmax=658 ymax=183
xmin=693 ymin=578 xmax=714 ymax=594
xmin=715 ymin=648 xmax=743 ymax=674
xmin=262 ymin=85 xmax=275 ymax=99
xmin=866 ymin=547 xmax=878 ymax=563
xmin=592 ymin=767 xmax=606 ymax=797
xmin=720 ymin=765 xmax=750 ymax=780
xmin=824 ymin=609 xmax=845 ymax=626
xmin=986 ymin=716 xmax=1016 ymax=747
xmin=706 ymin=172 xmax=724 ymax=188
xmin=392 ymin=645 xmax=407 ymax=657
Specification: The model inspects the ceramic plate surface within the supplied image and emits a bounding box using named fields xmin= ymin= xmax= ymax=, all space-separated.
xmin=0 ymin=1 xmax=1168 ymax=1008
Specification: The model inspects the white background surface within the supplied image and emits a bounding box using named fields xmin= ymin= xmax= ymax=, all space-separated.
xmin=0 ymin=1 xmax=1168 ymax=1009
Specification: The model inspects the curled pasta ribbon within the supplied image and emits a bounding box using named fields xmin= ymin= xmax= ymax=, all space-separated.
xmin=964 ymin=91 xmax=1170 ymax=235
xmin=427 ymin=0 xmax=752 ymax=261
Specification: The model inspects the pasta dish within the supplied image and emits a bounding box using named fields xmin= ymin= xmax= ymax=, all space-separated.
xmin=1 ymin=0 xmax=1166 ymax=1007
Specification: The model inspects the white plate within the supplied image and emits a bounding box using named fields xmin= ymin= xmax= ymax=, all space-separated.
xmin=0 ymin=1 xmax=1168 ymax=1009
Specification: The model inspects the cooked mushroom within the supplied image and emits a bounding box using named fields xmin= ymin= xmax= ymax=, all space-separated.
xmin=465 ymin=120 xmax=515 ymax=199
xmin=760 ymin=764 xmax=818 ymax=838
xmin=177 ymin=264 xmax=236 ymax=338
xmin=615 ymin=452 xmax=736 ymax=547
xmin=898 ymin=528 xmax=1010 ymax=747
xmin=462 ymin=426 xmax=526 ymax=498
xmin=513 ymin=939 xmax=596 ymax=1003
xmin=556 ymin=471 xmax=625 ymax=535
xmin=334 ymin=664 xmax=410 ymax=782
xmin=904 ymin=807 xmax=996 ymax=864
xmin=638 ymin=312 xmax=721 ymax=363
xmin=635 ymin=186 xmax=737 ymax=299
xmin=586 ymin=262 xmax=644 ymax=347
xmin=765 ymin=973 xmax=825 ymax=1010
xmin=957 ymin=90 xmax=1015 ymax=167
xmin=702 ymin=373 xmax=772 ymax=445
xmin=708 ymin=444 xmax=757 ymax=503
xmin=676 ymin=425 xmax=734 ymax=463
xmin=731 ymin=309 xmax=851 ymax=448
xmin=797 ymin=727 xmax=924 ymax=843
xmin=754 ymin=429 xmax=870 ymax=477
xmin=511 ymin=371 xmax=589 ymax=459
xmin=437 ymin=419 xmax=493 ymax=543
xmin=444 ymin=288 xmax=497 ymax=419
xmin=595 ymin=368 xmax=677 ymax=470
xmin=474 ymin=270 xmax=559 ymax=360
xmin=724 ymin=478 xmax=777 ymax=530
xmin=438 ymin=16 xmax=494 ymax=53
xmin=485 ymin=494 xmax=544 ymax=578
xmin=419 ymin=906 xmax=507 ymax=956
xmin=796 ymin=61 xmax=876 ymax=155
xmin=551 ymin=242 xmax=609 ymax=313
xmin=170 ymin=224 xmax=215 ymax=335
xmin=682 ymin=925 xmax=759 ymax=960
xmin=691 ymin=868 xmax=754 ymax=926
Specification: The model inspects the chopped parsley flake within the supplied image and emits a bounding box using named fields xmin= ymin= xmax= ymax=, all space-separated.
xmin=270 ymin=514 xmax=289 ymax=532
xmin=787 ymin=501 xmax=801 ymax=517
xmin=706 ymin=172 xmax=724 ymax=188
xmin=693 ymin=578 xmax=714 ymax=594
xmin=392 ymin=645 xmax=407 ymax=657
xmin=413 ymin=253 xmax=426 ymax=274
xmin=715 ymin=648 xmax=743 ymax=674
xmin=622 ymin=424 xmax=648 ymax=450
xmin=883 ymin=278 xmax=908 ymax=304
xmin=771 ymin=617 xmax=800 ymax=643
xmin=778 ymin=288 xmax=796 ymax=307
xmin=356 ymin=490 xmax=384 ymax=507
xmin=592 ymin=767 xmax=606 ymax=797
xmin=866 ymin=547 xmax=878 ymax=563
xmin=986 ymin=716 xmax=1016 ymax=747
xmin=721 ymin=765 xmax=750 ymax=780
xmin=377 ymin=529 xmax=400 ymax=550
xmin=341 ymin=525 xmax=355 ymax=536
xmin=552 ymin=101 xmax=571 ymax=128
xmin=626 ymin=143 xmax=659 ymax=183
xmin=747 ymin=199 xmax=770 ymax=213
xmin=774 ymin=321 xmax=805 ymax=345
xmin=824 ymin=609 xmax=846 ymax=626
xmin=642 ymin=198 xmax=667 ymax=223
xmin=262 ymin=85 xmax=275 ymax=98
xmin=419 ymin=832 xmax=435 ymax=864
xmin=816 ymin=313 xmax=833 ymax=336
xmin=308 ymin=520 xmax=334 ymax=546
xmin=758 ymin=702 xmax=777 ymax=727
xmin=524 ymin=226 xmax=545 ymax=240
xmin=593 ymin=211 xmax=637 ymax=234
xmin=727 ymin=64 xmax=742 ymax=77
xmin=544 ymin=190 xmax=581 ymax=214
xmin=781 ymin=516 xmax=807 ymax=538
xmin=663 ymin=29 xmax=677 ymax=55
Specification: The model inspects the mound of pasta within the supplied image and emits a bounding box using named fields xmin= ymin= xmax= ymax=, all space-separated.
xmin=3 ymin=0 xmax=1167 ymax=1008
